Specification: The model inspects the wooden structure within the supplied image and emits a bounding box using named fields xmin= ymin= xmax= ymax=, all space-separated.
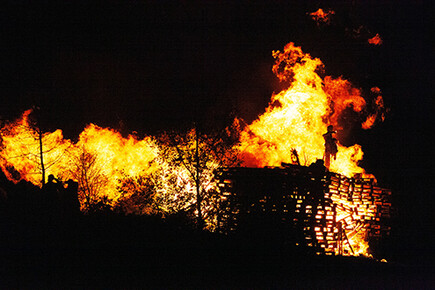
xmin=215 ymin=163 xmax=391 ymax=255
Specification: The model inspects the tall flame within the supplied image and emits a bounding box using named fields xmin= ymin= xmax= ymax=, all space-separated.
xmin=238 ymin=42 xmax=384 ymax=177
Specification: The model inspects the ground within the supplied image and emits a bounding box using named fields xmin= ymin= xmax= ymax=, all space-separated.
xmin=0 ymin=212 xmax=432 ymax=289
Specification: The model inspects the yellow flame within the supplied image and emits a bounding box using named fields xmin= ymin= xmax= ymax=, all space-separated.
xmin=0 ymin=115 xmax=222 ymax=228
xmin=236 ymin=42 xmax=388 ymax=257
xmin=237 ymin=42 xmax=381 ymax=177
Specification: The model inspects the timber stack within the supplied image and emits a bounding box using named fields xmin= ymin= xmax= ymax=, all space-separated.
xmin=216 ymin=163 xmax=391 ymax=256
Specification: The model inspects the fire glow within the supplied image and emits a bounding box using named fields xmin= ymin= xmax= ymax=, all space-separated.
xmin=0 ymin=42 xmax=388 ymax=256
xmin=238 ymin=42 xmax=384 ymax=177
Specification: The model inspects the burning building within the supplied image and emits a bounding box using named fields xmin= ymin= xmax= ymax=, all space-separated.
xmin=216 ymin=163 xmax=391 ymax=256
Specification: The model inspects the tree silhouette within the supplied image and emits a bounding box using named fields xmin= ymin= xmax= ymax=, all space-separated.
xmin=0 ymin=109 xmax=70 ymax=186
xmin=67 ymin=146 xmax=109 ymax=211
xmin=156 ymin=122 xmax=241 ymax=229
xmin=115 ymin=173 xmax=158 ymax=215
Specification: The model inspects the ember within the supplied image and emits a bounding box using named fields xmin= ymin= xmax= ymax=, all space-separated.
xmin=368 ymin=33 xmax=383 ymax=45
xmin=309 ymin=8 xmax=335 ymax=25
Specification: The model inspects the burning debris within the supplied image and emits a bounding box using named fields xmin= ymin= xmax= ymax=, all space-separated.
xmin=347 ymin=25 xmax=384 ymax=46
xmin=308 ymin=7 xmax=384 ymax=47
xmin=309 ymin=8 xmax=335 ymax=25
xmin=368 ymin=33 xmax=383 ymax=46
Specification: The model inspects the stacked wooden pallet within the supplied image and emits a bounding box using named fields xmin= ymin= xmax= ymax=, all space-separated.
xmin=215 ymin=165 xmax=391 ymax=256
xmin=326 ymin=173 xmax=392 ymax=244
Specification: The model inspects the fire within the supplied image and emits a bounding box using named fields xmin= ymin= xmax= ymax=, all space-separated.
xmin=309 ymin=8 xmax=335 ymax=25
xmin=0 ymin=113 xmax=161 ymax=206
xmin=71 ymin=124 xmax=161 ymax=204
xmin=368 ymin=33 xmax=383 ymax=45
xmin=0 ymin=114 xmax=229 ymax=229
xmin=237 ymin=42 xmax=383 ymax=177
xmin=0 ymin=109 xmax=73 ymax=186
xmin=362 ymin=87 xmax=386 ymax=130
xmin=0 ymin=41 xmax=388 ymax=257
xmin=234 ymin=42 xmax=387 ymax=257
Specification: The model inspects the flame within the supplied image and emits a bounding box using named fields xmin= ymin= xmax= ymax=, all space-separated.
xmin=0 ymin=109 xmax=73 ymax=185
xmin=237 ymin=42 xmax=383 ymax=177
xmin=0 ymin=113 xmax=226 ymax=229
xmin=331 ymin=192 xmax=371 ymax=256
xmin=362 ymin=87 xmax=386 ymax=129
xmin=235 ymin=42 xmax=388 ymax=257
xmin=309 ymin=8 xmax=335 ymax=25
xmin=0 ymin=113 xmax=161 ymax=206
xmin=0 ymin=41 xmax=388 ymax=257
xmin=368 ymin=33 xmax=383 ymax=45
xmin=71 ymin=124 xmax=161 ymax=203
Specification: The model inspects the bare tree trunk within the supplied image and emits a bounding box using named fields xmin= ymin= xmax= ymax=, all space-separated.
xmin=38 ymin=128 xmax=45 ymax=186
xmin=80 ymin=152 xmax=92 ymax=207
xmin=195 ymin=126 xmax=203 ymax=229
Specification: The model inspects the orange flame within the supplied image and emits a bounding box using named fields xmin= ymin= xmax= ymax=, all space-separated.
xmin=0 ymin=113 xmax=224 ymax=228
xmin=72 ymin=124 xmax=161 ymax=203
xmin=368 ymin=33 xmax=383 ymax=45
xmin=0 ymin=113 xmax=161 ymax=205
xmin=235 ymin=42 xmax=388 ymax=257
xmin=237 ymin=42 xmax=383 ymax=177
xmin=0 ymin=109 xmax=73 ymax=185
xmin=362 ymin=87 xmax=386 ymax=129
xmin=309 ymin=8 xmax=335 ymax=25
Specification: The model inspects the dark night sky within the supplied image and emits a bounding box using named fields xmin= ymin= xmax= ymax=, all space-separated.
xmin=1 ymin=1 xmax=433 ymax=261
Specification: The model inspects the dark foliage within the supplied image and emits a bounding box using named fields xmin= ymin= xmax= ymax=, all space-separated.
xmin=0 ymin=173 xmax=432 ymax=289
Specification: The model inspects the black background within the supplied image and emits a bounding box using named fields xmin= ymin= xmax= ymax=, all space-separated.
xmin=1 ymin=0 xmax=433 ymax=266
